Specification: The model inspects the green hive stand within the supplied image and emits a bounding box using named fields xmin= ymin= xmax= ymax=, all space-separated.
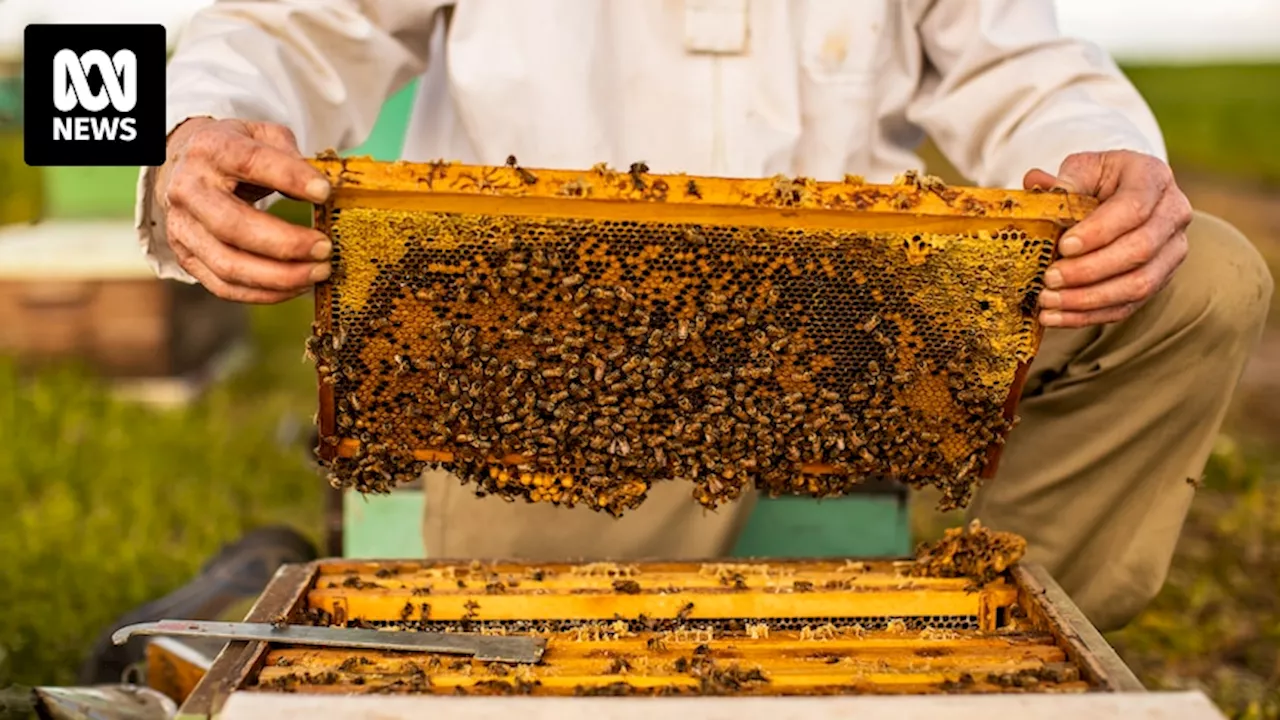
xmin=339 ymin=81 xmax=912 ymax=561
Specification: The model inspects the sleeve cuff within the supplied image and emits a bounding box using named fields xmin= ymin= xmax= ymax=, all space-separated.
xmin=134 ymin=163 xmax=198 ymax=284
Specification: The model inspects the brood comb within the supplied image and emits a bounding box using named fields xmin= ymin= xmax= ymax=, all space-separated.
xmin=307 ymin=156 xmax=1094 ymax=515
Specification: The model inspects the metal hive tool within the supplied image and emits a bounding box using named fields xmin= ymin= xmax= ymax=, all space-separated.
xmin=307 ymin=156 xmax=1096 ymax=514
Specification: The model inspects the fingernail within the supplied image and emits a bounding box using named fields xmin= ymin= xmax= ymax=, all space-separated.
xmin=1044 ymin=268 xmax=1064 ymax=289
xmin=305 ymin=177 xmax=331 ymax=204
xmin=1059 ymin=235 xmax=1083 ymax=256
xmin=1038 ymin=290 xmax=1061 ymax=309
xmin=311 ymin=240 xmax=332 ymax=260
xmin=309 ymin=263 xmax=331 ymax=283
xmin=1040 ymin=310 xmax=1062 ymax=327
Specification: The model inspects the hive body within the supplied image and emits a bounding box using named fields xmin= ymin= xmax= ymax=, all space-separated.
xmin=175 ymin=553 xmax=1144 ymax=711
xmin=309 ymin=157 xmax=1094 ymax=513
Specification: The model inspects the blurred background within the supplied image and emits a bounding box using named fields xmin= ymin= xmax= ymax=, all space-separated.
xmin=0 ymin=1 xmax=1276 ymax=717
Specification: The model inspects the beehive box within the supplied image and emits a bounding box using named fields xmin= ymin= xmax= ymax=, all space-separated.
xmin=177 ymin=551 xmax=1144 ymax=717
xmin=0 ymin=220 xmax=248 ymax=386
xmin=307 ymin=157 xmax=1095 ymax=514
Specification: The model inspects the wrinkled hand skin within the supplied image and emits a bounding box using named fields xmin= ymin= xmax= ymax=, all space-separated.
xmin=154 ymin=117 xmax=335 ymax=304
xmin=1024 ymin=150 xmax=1194 ymax=328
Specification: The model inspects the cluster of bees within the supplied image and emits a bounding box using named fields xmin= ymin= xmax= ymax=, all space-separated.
xmin=939 ymin=664 xmax=1082 ymax=693
xmin=911 ymin=519 xmax=1029 ymax=587
xmin=312 ymin=177 xmax=1054 ymax=515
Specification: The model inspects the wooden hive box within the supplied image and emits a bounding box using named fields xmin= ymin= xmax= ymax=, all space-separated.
xmin=0 ymin=220 xmax=249 ymax=399
xmin=178 ymin=555 xmax=1165 ymax=718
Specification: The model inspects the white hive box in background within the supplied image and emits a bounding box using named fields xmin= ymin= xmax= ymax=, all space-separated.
xmin=0 ymin=220 xmax=250 ymax=405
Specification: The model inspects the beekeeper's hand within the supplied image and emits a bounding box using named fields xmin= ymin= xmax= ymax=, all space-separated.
xmin=154 ymin=117 xmax=333 ymax=304
xmin=1025 ymin=150 xmax=1193 ymax=328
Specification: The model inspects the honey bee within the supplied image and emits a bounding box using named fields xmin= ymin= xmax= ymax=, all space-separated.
xmin=676 ymin=602 xmax=695 ymax=623
xmin=560 ymin=178 xmax=588 ymax=196
xmin=628 ymin=161 xmax=649 ymax=190
xmin=504 ymin=154 xmax=538 ymax=184
xmin=685 ymin=179 xmax=701 ymax=198
xmin=302 ymin=336 xmax=322 ymax=363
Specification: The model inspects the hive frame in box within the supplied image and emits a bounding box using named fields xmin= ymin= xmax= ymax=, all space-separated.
xmin=175 ymin=558 xmax=1142 ymax=718
xmin=306 ymin=157 xmax=1096 ymax=509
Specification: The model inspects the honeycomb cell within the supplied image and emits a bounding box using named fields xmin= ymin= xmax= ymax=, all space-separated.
xmin=306 ymin=158 xmax=1093 ymax=515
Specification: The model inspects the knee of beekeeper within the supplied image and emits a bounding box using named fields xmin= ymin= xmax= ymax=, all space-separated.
xmin=1162 ymin=211 xmax=1274 ymax=347
xmin=1074 ymin=552 xmax=1176 ymax=633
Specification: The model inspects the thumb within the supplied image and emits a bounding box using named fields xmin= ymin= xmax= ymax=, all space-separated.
xmin=1023 ymin=152 xmax=1107 ymax=195
xmin=1050 ymin=152 xmax=1108 ymax=196
xmin=247 ymin=121 xmax=307 ymax=159
xmin=1022 ymin=168 xmax=1062 ymax=192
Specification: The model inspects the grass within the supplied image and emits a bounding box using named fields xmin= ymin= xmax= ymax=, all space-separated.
xmin=1108 ymin=438 xmax=1280 ymax=719
xmin=1122 ymin=64 xmax=1280 ymax=187
xmin=0 ymin=62 xmax=1278 ymax=719
xmin=0 ymin=297 xmax=325 ymax=687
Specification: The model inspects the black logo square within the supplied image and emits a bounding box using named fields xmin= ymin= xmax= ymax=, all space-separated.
xmin=23 ymin=24 xmax=166 ymax=167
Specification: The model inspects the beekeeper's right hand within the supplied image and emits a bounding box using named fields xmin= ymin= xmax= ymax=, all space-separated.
xmin=154 ymin=117 xmax=333 ymax=304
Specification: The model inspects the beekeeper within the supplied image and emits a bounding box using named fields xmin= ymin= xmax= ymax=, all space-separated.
xmin=135 ymin=1 xmax=1272 ymax=632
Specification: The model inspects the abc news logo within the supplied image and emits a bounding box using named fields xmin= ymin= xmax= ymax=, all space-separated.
xmin=25 ymin=24 xmax=165 ymax=166
xmin=53 ymin=49 xmax=140 ymax=142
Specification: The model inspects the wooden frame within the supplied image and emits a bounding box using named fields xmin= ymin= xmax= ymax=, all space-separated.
xmin=177 ymin=558 xmax=1141 ymax=718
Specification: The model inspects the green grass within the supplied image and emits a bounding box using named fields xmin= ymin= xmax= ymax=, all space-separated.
xmin=0 ymin=297 xmax=324 ymax=687
xmin=1122 ymin=64 xmax=1280 ymax=187
xmin=1106 ymin=438 xmax=1280 ymax=719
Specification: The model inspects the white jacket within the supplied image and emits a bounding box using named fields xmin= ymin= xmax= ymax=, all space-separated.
xmin=136 ymin=0 xmax=1166 ymax=283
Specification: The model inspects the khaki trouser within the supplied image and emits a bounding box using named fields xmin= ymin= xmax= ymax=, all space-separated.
xmin=421 ymin=210 xmax=1273 ymax=632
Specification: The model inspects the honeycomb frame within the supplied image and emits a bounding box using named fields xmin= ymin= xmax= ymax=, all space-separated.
xmin=307 ymin=156 xmax=1096 ymax=513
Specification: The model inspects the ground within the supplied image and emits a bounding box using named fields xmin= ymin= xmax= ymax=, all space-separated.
xmin=0 ymin=64 xmax=1277 ymax=717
